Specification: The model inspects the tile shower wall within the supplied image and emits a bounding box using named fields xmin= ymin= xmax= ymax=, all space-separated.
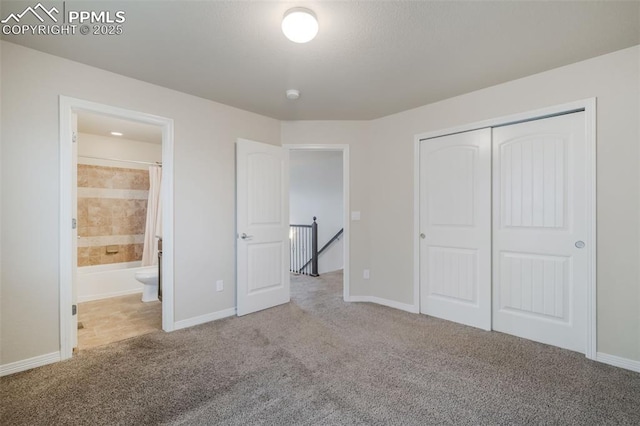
xmin=77 ymin=165 xmax=149 ymax=266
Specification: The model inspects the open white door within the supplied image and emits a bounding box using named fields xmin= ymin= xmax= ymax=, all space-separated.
xmin=71 ymin=112 xmax=78 ymax=350
xmin=419 ymin=128 xmax=491 ymax=330
xmin=236 ymin=138 xmax=290 ymax=316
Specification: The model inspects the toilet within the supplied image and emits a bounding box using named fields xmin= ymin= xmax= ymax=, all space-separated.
xmin=135 ymin=266 xmax=159 ymax=302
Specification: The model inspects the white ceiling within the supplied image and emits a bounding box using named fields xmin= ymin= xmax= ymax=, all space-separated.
xmin=77 ymin=111 xmax=162 ymax=144
xmin=2 ymin=1 xmax=639 ymax=120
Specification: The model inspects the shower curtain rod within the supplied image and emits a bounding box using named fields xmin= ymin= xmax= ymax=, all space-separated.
xmin=78 ymin=155 xmax=162 ymax=167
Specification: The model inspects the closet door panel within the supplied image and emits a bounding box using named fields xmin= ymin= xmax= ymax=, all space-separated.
xmin=419 ymin=128 xmax=491 ymax=330
xmin=492 ymin=112 xmax=587 ymax=353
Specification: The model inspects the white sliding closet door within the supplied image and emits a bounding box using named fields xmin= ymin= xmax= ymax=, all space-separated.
xmin=419 ymin=129 xmax=491 ymax=330
xmin=492 ymin=112 xmax=587 ymax=353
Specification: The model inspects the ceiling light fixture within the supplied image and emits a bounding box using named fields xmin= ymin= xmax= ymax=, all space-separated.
xmin=282 ymin=8 xmax=318 ymax=43
xmin=286 ymin=89 xmax=300 ymax=100
xmin=110 ymin=131 xmax=123 ymax=136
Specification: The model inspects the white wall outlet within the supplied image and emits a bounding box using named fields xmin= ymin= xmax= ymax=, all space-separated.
xmin=363 ymin=269 xmax=370 ymax=280
xmin=216 ymin=280 xmax=224 ymax=292
xmin=351 ymin=211 xmax=361 ymax=221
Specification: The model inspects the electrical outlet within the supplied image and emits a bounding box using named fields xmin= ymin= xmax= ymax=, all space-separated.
xmin=216 ymin=280 xmax=224 ymax=292
xmin=363 ymin=269 xmax=370 ymax=280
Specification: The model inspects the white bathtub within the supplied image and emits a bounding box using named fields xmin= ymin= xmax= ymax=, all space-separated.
xmin=77 ymin=261 xmax=146 ymax=302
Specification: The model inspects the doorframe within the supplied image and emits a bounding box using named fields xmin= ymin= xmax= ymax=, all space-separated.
xmin=413 ymin=98 xmax=597 ymax=359
xmin=283 ymin=144 xmax=350 ymax=302
xmin=59 ymin=96 xmax=175 ymax=360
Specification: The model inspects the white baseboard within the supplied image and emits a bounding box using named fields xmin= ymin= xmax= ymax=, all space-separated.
xmin=346 ymin=295 xmax=419 ymax=314
xmin=344 ymin=297 xmax=640 ymax=373
xmin=173 ymin=307 xmax=236 ymax=331
xmin=78 ymin=288 xmax=142 ymax=303
xmin=0 ymin=351 xmax=61 ymax=377
xmin=1 ymin=307 xmax=237 ymax=376
xmin=596 ymin=352 xmax=640 ymax=373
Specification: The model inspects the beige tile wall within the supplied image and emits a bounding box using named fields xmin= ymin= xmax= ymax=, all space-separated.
xmin=77 ymin=165 xmax=149 ymax=267
xmin=77 ymin=244 xmax=144 ymax=267
xmin=78 ymin=165 xmax=150 ymax=190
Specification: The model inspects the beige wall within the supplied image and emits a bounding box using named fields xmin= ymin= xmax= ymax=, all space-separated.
xmin=282 ymin=46 xmax=640 ymax=362
xmin=2 ymin=40 xmax=638 ymax=367
xmin=281 ymin=121 xmax=370 ymax=295
xmin=0 ymin=41 xmax=280 ymax=364
xmin=78 ymin=132 xmax=162 ymax=171
xmin=365 ymin=45 xmax=639 ymax=360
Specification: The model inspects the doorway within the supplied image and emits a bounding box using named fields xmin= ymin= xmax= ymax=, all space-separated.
xmin=415 ymin=100 xmax=596 ymax=358
xmin=286 ymin=145 xmax=350 ymax=301
xmin=75 ymin=111 xmax=164 ymax=349
xmin=235 ymin=141 xmax=350 ymax=316
xmin=59 ymin=97 xmax=175 ymax=360
xmin=289 ymin=150 xmax=345 ymax=273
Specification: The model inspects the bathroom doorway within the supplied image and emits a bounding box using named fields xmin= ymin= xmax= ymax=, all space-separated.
xmin=75 ymin=111 xmax=163 ymax=350
xmin=59 ymin=97 xmax=175 ymax=359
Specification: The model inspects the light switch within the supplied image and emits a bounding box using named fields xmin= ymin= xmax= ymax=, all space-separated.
xmin=216 ymin=280 xmax=224 ymax=292
xmin=351 ymin=211 xmax=361 ymax=221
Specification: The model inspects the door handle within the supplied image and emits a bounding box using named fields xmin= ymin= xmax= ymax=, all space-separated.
xmin=420 ymin=233 xmax=426 ymax=239
xmin=240 ymin=233 xmax=253 ymax=240
xmin=575 ymin=240 xmax=585 ymax=249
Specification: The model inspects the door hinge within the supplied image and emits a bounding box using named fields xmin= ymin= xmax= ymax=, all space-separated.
xmin=72 ymin=218 xmax=77 ymax=229
xmin=72 ymin=304 xmax=77 ymax=315
xmin=72 ymin=132 xmax=77 ymax=143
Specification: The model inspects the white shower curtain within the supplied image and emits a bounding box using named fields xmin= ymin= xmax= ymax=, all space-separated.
xmin=141 ymin=165 xmax=162 ymax=266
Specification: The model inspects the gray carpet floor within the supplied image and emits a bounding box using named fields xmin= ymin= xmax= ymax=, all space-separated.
xmin=2 ymin=270 xmax=639 ymax=425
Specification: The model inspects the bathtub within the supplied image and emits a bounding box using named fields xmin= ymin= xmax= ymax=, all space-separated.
xmin=77 ymin=261 xmax=147 ymax=302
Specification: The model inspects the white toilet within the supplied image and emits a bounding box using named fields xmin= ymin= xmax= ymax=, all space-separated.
xmin=135 ymin=266 xmax=159 ymax=302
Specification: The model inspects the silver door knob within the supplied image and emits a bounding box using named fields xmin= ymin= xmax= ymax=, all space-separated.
xmin=420 ymin=233 xmax=426 ymax=239
xmin=240 ymin=233 xmax=253 ymax=240
xmin=575 ymin=240 xmax=585 ymax=249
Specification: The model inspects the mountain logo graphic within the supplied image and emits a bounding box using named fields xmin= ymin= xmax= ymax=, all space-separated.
xmin=1 ymin=3 xmax=59 ymax=24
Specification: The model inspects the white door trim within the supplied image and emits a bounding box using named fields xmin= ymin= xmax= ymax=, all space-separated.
xmin=413 ymin=98 xmax=596 ymax=359
xmin=59 ymin=96 xmax=175 ymax=360
xmin=283 ymin=144 xmax=351 ymax=302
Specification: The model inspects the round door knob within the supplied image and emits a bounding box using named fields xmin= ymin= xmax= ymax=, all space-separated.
xmin=575 ymin=240 xmax=585 ymax=249
xmin=420 ymin=233 xmax=426 ymax=239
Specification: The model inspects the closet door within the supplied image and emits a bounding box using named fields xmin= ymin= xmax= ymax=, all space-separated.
xmin=419 ymin=128 xmax=491 ymax=330
xmin=492 ymin=112 xmax=587 ymax=353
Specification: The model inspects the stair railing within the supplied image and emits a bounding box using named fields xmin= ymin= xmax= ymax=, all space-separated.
xmin=290 ymin=217 xmax=343 ymax=277
xmin=289 ymin=217 xmax=318 ymax=276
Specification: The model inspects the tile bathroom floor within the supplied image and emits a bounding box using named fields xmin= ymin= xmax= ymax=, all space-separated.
xmin=77 ymin=293 xmax=162 ymax=350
